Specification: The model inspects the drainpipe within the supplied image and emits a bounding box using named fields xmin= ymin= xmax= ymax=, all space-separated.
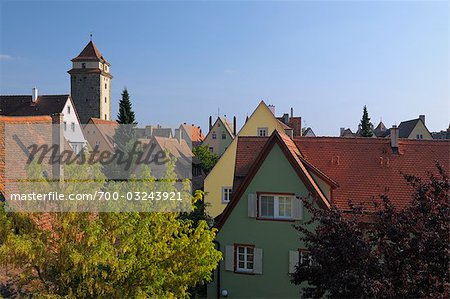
xmin=213 ymin=240 xmax=221 ymax=298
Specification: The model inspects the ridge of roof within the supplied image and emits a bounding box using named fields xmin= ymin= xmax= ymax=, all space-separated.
xmin=71 ymin=41 xmax=109 ymax=64
xmin=216 ymin=131 xmax=330 ymax=230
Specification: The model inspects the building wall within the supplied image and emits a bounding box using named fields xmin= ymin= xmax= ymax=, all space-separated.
xmin=70 ymin=74 xmax=102 ymax=124
xmin=70 ymin=62 xmax=112 ymax=124
xmin=61 ymin=99 xmax=86 ymax=153
xmin=207 ymin=144 xmax=313 ymax=298
xmin=203 ymin=118 xmax=234 ymax=156
xmin=204 ymin=102 xmax=287 ymax=217
xmin=408 ymin=121 xmax=433 ymax=140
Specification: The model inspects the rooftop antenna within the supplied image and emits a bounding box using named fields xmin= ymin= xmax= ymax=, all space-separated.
xmin=90 ymin=32 xmax=93 ymax=41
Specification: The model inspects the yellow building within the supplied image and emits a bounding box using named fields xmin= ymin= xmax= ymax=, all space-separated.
xmin=204 ymin=101 xmax=297 ymax=217
xmin=397 ymin=115 xmax=433 ymax=140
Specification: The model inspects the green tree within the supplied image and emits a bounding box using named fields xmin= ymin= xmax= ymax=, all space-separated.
xmin=0 ymin=159 xmax=222 ymax=297
xmin=117 ymin=88 xmax=136 ymax=125
xmin=192 ymin=145 xmax=219 ymax=175
xmin=104 ymin=88 xmax=140 ymax=179
xmin=291 ymin=163 xmax=449 ymax=298
xmin=359 ymin=105 xmax=373 ymax=137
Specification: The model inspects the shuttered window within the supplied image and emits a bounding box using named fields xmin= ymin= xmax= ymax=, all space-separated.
xmin=225 ymin=244 xmax=263 ymax=274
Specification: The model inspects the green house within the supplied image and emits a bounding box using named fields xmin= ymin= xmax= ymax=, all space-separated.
xmin=207 ymin=131 xmax=334 ymax=298
xmin=207 ymin=129 xmax=449 ymax=298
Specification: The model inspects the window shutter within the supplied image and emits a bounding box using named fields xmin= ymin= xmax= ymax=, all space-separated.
xmin=253 ymin=247 xmax=263 ymax=274
xmin=289 ymin=250 xmax=300 ymax=274
xmin=225 ymin=245 xmax=234 ymax=271
xmin=248 ymin=193 xmax=257 ymax=218
xmin=292 ymin=195 xmax=303 ymax=220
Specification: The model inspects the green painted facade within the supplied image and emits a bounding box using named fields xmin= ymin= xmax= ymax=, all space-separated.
xmin=207 ymin=143 xmax=317 ymax=298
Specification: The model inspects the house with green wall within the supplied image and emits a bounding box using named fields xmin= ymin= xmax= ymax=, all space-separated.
xmin=207 ymin=130 xmax=449 ymax=298
xmin=203 ymin=116 xmax=235 ymax=156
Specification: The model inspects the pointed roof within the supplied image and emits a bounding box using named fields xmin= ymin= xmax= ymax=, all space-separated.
xmin=373 ymin=121 xmax=389 ymax=137
xmin=0 ymin=94 xmax=70 ymax=116
xmin=216 ymin=131 xmax=330 ymax=229
xmin=71 ymin=41 xmax=110 ymax=65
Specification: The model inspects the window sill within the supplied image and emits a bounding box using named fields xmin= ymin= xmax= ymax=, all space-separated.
xmin=256 ymin=217 xmax=295 ymax=222
xmin=234 ymin=270 xmax=255 ymax=275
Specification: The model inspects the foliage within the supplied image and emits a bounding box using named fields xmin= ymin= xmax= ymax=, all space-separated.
xmin=192 ymin=145 xmax=219 ymax=174
xmin=105 ymin=88 xmax=139 ymax=179
xmin=291 ymin=163 xmax=449 ymax=298
xmin=116 ymin=88 xmax=136 ymax=125
xmin=0 ymin=156 xmax=221 ymax=298
xmin=359 ymin=105 xmax=373 ymax=137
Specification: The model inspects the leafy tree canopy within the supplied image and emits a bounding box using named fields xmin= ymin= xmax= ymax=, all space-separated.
xmin=292 ymin=163 xmax=449 ymax=298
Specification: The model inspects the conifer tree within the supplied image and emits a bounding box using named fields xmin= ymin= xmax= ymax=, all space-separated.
xmin=359 ymin=105 xmax=373 ymax=137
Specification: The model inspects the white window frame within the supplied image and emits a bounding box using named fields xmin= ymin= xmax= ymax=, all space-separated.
xmin=259 ymin=194 xmax=294 ymax=219
xmin=257 ymin=127 xmax=268 ymax=137
xmin=235 ymin=245 xmax=254 ymax=273
xmin=71 ymin=122 xmax=75 ymax=132
xmin=67 ymin=105 xmax=71 ymax=114
xmin=299 ymin=249 xmax=313 ymax=266
xmin=222 ymin=187 xmax=232 ymax=203
xmin=63 ymin=121 xmax=67 ymax=131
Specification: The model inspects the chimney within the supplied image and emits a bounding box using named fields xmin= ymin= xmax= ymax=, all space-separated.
xmin=282 ymin=113 xmax=289 ymax=124
xmin=233 ymin=116 xmax=237 ymax=136
xmin=290 ymin=107 xmax=293 ymax=118
xmin=390 ymin=125 xmax=399 ymax=154
xmin=209 ymin=116 xmax=212 ymax=131
xmin=32 ymin=87 xmax=38 ymax=103
xmin=340 ymin=127 xmax=345 ymax=136
xmin=51 ymin=113 xmax=64 ymax=182
xmin=419 ymin=115 xmax=425 ymax=125
xmin=268 ymin=104 xmax=275 ymax=115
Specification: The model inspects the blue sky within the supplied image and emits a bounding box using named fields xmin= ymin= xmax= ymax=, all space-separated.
xmin=0 ymin=1 xmax=448 ymax=136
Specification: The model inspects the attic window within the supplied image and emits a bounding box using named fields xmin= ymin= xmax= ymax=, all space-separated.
xmin=67 ymin=106 xmax=71 ymax=114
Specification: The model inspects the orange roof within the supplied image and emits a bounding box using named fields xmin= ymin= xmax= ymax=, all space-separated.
xmin=181 ymin=124 xmax=205 ymax=143
xmin=294 ymin=137 xmax=450 ymax=211
xmin=231 ymin=134 xmax=449 ymax=216
xmin=217 ymin=131 xmax=330 ymax=229
xmin=71 ymin=41 xmax=109 ymax=65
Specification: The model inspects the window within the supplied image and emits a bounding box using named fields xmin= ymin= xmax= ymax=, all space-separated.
xmin=212 ymin=131 xmax=217 ymax=139
xmin=299 ymin=249 xmax=313 ymax=266
xmin=105 ymin=97 xmax=107 ymax=103
xmin=95 ymin=141 xmax=100 ymax=146
xmin=222 ymin=187 xmax=232 ymax=203
xmin=67 ymin=105 xmax=71 ymax=114
xmin=259 ymin=194 xmax=294 ymax=219
xmin=236 ymin=245 xmax=254 ymax=273
xmin=72 ymin=144 xmax=77 ymax=154
xmin=71 ymin=122 xmax=75 ymax=132
xmin=104 ymin=114 xmax=107 ymax=120
xmin=257 ymin=127 xmax=268 ymax=137
xmin=416 ymin=134 xmax=423 ymax=139
xmin=63 ymin=121 xmax=67 ymax=131
xmin=222 ymin=131 xmax=226 ymax=139
xmin=82 ymin=63 xmax=86 ymax=69
xmin=209 ymin=147 xmax=214 ymax=153
xmin=105 ymin=83 xmax=107 ymax=89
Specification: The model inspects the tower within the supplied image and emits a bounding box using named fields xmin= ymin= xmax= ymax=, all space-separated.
xmin=68 ymin=40 xmax=112 ymax=124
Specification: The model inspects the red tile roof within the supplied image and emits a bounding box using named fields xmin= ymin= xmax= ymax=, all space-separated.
xmin=231 ymin=134 xmax=449 ymax=217
xmin=71 ymin=41 xmax=109 ymax=65
xmin=294 ymin=137 xmax=450 ymax=211
xmin=181 ymin=124 xmax=205 ymax=144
